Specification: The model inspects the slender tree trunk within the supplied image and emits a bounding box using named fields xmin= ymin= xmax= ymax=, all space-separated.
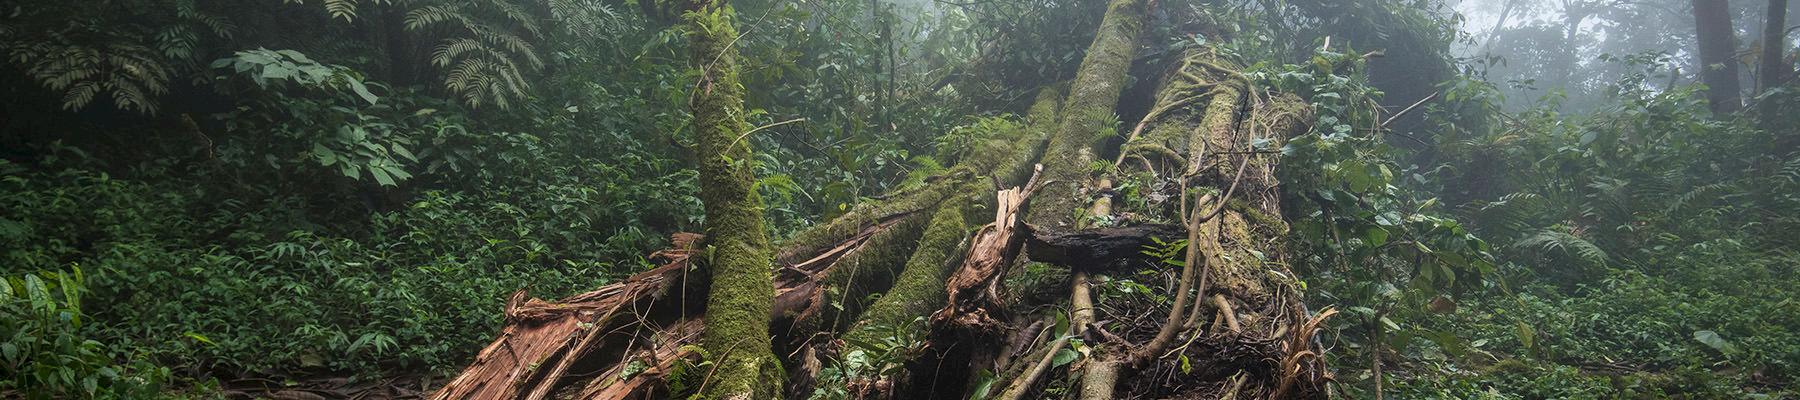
xmin=1025 ymin=0 xmax=1147 ymax=231
xmin=381 ymin=5 xmax=415 ymax=88
xmin=688 ymin=1 xmax=782 ymax=398
xmin=1483 ymin=0 xmax=1518 ymax=54
xmin=1694 ymin=0 xmax=1743 ymax=113
xmin=1761 ymin=0 xmax=1790 ymax=92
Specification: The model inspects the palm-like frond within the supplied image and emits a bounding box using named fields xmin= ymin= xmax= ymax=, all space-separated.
xmin=1662 ymin=181 xmax=1740 ymax=216
xmin=1512 ymin=229 xmax=1610 ymax=267
xmin=11 ymin=41 xmax=172 ymax=114
xmin=405 ymin=0 xmax=546 ymax=109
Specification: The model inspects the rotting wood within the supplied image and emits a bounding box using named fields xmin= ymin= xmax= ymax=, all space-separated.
xmin=428 ymin=233 xmax=702 ymax=400
xmin=1021 ymin=223 xmax=1185 ymax=267
xmin=577 ymin=318 xmax=705 ymax=400
xmin=931 ymin=165 xmax=1043 ymax=334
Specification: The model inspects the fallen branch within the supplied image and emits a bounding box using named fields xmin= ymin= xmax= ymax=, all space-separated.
xmin=931 ymin=165 xmax=1043 ymax=334
xmin=1020 ymin=223 xmax=1186 ymax=268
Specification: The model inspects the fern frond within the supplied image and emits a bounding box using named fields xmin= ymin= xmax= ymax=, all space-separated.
xmin=405 ymin=4 xmax=470 ymax=30
xmin=485 ymin=0 xmax=542 ymax=36
xmin=324 ymin=0 xmax=359 ymax=21
xmin=61 ymin=82 xmax=99 ymax=110
xmin=548 ymin=0 xmax=626 ymax=40
xmin=463 ymin=22 xmax=542 ymax=68
xmin=1512 ymin=229 xmax=1610 ymax=266
xmin=1782 ymin=155 xmax=1800 ymax=183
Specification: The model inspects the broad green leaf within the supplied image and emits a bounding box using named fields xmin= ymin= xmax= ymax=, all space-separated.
xmin=1694 ymin=330 xmax=1738 ymax=355
xmin=185 ymin=332 xmax=216 ymax=346
xmin=346 ymin=78 xmax=378 ymax=105
xmin=1051 ymin=348 xmax=1079 ymax=367
xmin=1515 ymin=321 xmax=1536 ymax=349
xmin=369 ymin=166 xmax=395 ymax=186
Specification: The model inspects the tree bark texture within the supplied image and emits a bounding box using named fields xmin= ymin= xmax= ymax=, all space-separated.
xmin=1695 ymin=0 xmax=1743 ymax=113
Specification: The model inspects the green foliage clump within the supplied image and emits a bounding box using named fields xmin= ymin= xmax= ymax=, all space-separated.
xmin=0 ymin=146 xmax=659 ymax=377
xmin=1339 ymin=42 xmax=1800 ymax=398
xmin=1 ymin=268 xmax=170 ymax=399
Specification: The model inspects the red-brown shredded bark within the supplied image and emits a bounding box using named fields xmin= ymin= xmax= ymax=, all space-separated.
xmin=428 ymin=233 xmax=702 ymax=400
xmin=431 ymin=211 xmax=922 ymax=399
xmin=577 ymin=318 xmax=705 ymax=400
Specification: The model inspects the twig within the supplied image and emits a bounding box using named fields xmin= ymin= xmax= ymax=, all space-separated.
xmin=1380 ymin=91 xmax=1439 ymax=128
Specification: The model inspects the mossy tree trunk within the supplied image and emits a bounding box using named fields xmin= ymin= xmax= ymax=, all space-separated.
xmin=687 ymin=1 xmax=782 ymax=398
xmin=1026 ymin=0 xmax=1147 ymax=231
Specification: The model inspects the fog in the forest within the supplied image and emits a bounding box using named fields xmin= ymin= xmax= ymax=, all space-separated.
xmin=1451 ymin=0 xmax=1788 ymax=111
xmin=2 ymin=0 xmax=1796 ymax=398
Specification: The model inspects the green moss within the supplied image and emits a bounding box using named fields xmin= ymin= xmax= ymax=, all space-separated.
xmin=1027 ymin=0 xmax=1147 ymax=229
xmin=842 ymin=198 xmax=974 ymax=345
xmin=797 ymin=214 xmax=929 ymax=334
xmin=686 ymin=3 xmax=781 ymax=398
xmin=776 ymin=89 xmax=1057 ymax=264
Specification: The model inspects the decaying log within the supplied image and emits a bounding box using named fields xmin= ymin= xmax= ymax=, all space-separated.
xmin=577 ymin=318 xmax=704 ymax=400
xmin=771 ymin=210 xmax=918 ymax=326
xmin=1021 ymin=223 xmax=1185 ymax=267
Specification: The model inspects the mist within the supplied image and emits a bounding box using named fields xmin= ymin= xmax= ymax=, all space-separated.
xmin=1 ymin=0 xmax=1795 ymax=398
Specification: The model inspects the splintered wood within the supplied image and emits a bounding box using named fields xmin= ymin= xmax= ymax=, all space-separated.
xmin=772 ymin=211 xmax=914 ymax=325
xmin=932 ymin=167 xmax=1040 ymax=333
xmin=578 ymin=318 xmax=704 ymax=400
xmin=428 ymin=233 xmax=701 ymax=400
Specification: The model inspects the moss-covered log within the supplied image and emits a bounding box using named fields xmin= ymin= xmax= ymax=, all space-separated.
xmin=783 ymin=89 xmax=1062 ymax=398
xmin=1026 ymin=0 xmax=1148 ymax=230
xmin=686 ymin=1 xmax=782 ymax=398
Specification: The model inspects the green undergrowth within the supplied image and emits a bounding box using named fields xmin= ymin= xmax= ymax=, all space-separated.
xmin=0 ymin=149 xmax=662 ymax=380
xmin=1376 ymin=244 xmax=1799 ymax=399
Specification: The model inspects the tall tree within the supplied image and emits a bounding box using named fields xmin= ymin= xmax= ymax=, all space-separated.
xmin=1694 ymin=0 xmax=1742 ymax=113
xmin=1761 ymin=0 xmax=1790 ymax=92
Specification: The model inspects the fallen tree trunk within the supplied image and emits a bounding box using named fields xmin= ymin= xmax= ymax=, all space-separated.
xmin=1021 ymin=223 xmax=1185 ymax=266
xmin=429 ymin=0 xmax=1338 ymax=397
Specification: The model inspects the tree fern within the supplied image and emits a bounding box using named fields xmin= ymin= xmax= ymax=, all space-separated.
xmin=547 ymin=0 xmax=627 ymax=42
xmin=1470 ymin=192 xmax=1547 ymax=238
xmin=404 ymin=0 xmax=546 ymax=109
xmin=9 ymin=42 xmax=173 ymax=114
xmin=2 ymin=0 xmax=232 ymax=115
xmin=1512 ymin=228 xmax=1610 ymax=267
xmin=283 ymin=0 xmax=370 ymax=22
xmin=1662 ymin=181 xmax=1740 ymax=216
